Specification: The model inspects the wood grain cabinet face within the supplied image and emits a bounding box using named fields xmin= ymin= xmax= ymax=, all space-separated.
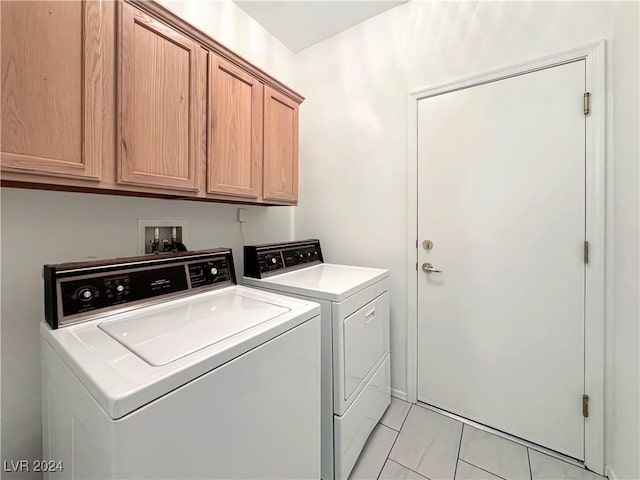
xmin=118 ymin=3 xmax=202 ymax=192
xmin=263 ymin=86 xmax=299 ymax=203
xmin=1 ymin=1 xmax=105 ymax=180
xmin=208 ymin=55 xmax=263 ymax=199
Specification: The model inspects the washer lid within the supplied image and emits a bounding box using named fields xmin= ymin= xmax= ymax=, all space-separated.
xmin=98 ymin=292 xmax=289 ymax=366
xmin=41 ymin=286 xmax=320 ymax=420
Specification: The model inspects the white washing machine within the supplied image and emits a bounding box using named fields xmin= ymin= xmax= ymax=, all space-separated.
xmin=41 ymin=248 xmax=321 ymax=479
xmin=243 ymin=240 xmax=391 ymax=480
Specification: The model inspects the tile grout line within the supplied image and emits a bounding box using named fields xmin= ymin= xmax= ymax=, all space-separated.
xmin=377 ymin=402 xmax=414 ymax=479
xmin=351 ymin=422 xmax=396 ymax=480
xmin=377 ymin=458 xmax=391 ymax=480
xmin=385 ymin=458 xmax=432 ymax=480
xmin=457 ymin=459 xmax=508 ymax=480
xmin=417 ymin=402 xmax=584 ymax=470
xmin=380 ymin=401 xmax=412 ymax=433
xmin=397 ymin=403 xmax=596 ymax=480
xmin=453 ymin=423 xmax=527 ymax=480
xmin=452 ymin=423 xmax=465 ymax=479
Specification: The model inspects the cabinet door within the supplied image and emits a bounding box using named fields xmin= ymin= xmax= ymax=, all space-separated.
xmin=1 ymin=1 xmax=105 ymax=180
xmin=118 ymin=3 xmax=201 ymax=192
xmin=263 ymin=86 xmax=299 ymax=203
xmin=208 ymin=55 xmax=263 ymax=199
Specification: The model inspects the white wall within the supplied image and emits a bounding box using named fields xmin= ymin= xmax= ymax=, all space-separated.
xmin=155 ymin=0 xmax=295 ymax=83
xmin=295 ymin=1 xmax=638 ymax=478
xmin=0 ymin=1 xmax=295 ymax=476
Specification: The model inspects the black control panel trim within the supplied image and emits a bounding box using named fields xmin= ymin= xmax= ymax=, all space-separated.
xmin=44 ymin=249 xmax=237 ymax=329
xmin=53 ymin=251 xmax=227 ymax=278
xmin=44 ymin=265 xmax=59 ymax=329
xmin=244 ymin=240 xmax=324 ymax=279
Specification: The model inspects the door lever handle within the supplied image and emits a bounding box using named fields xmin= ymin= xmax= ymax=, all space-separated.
xmin=422 ymin=262 xmax=442 ymax=273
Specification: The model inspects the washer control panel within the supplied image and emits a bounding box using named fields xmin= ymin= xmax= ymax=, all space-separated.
xmin=45 ymin=249 xmax=236 ymax=329
xmin=188 ymin=258 xmax=232 ymax=288
xmin=244 ymin=240 xmax=323 ymax=279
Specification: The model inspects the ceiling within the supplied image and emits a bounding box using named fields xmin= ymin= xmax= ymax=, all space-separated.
xmin=233 ymin=1 xmax=407 ymax=52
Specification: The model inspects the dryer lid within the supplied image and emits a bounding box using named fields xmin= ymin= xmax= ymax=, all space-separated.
xmin=245 ymin=263 xmax=388 ymax=302
xmin=98 ymin=291 xmax=289 ymax=366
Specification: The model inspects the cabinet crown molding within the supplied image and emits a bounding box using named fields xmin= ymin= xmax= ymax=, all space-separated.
xmin=126 ymin=0 xmax=304 ymax=105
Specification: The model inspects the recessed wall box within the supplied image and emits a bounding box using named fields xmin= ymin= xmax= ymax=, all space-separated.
xmin=137 ymin=219 xmax=189 ymax=255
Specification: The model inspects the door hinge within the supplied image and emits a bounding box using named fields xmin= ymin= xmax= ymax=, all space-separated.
xmin=584 ymin=241 xmax=589 ymax=264
xmin=415 ymin=262 xmax=418 ymax=271
xmin=584 ymin=92 xmax=591 ymax=115
xmin=416 ymin=239 xmax=418 ymax=249
xmin=583 ymin=394 xmax=589 ymax=418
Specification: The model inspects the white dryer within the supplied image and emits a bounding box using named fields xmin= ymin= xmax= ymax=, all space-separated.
xmin=243 ymin=240 xmax=391 ymax=480
xmin=41 ymin=248 xmax=321 ymax=479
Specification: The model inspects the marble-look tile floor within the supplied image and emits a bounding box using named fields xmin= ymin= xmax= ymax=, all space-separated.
xmin=349 ymin=399 xmax=607 ymax=480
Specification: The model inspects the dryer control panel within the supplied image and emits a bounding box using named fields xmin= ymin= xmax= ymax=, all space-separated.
xmin=244 ymin=240 xmax=323 ymax=279
xmin=44 ymin=249 xmax=236 ymax=329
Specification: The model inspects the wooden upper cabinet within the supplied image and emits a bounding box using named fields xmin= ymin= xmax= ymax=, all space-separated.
xmin=263 ymin=86 xmax=299 ymax=203
xmin=1 ymin=0 xmax=302 ymax=204
xmin=118 ymin=3 xmax=202 ymax=192
xmin=208 ymin=54 xmax=263 ymax=199
xmin=1 ymin=1 xmax=106 ymax=181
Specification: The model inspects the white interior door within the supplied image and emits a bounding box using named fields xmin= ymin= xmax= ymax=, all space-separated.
xmin=417 ymin=60 xmax=586 ymax=460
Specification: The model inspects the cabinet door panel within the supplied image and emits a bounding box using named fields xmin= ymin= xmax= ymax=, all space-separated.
xmin=1 ymin=1 xmax=104 ymax=180
xmin=208 ymin=55 xmax=263 ymax=199
xmin=263 ymin=86 xmax=298 ymax=203
xmin=119 ymin=3 xmax=200 ymax=191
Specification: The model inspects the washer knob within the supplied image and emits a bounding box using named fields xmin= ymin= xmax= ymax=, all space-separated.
xmin=79 ymin=288 xmax=93 ymax=301
xmin=210 ymin=267 xmax=218 ymax=276
xmin=116 ymin=285 xmax=125 ymax=293
xmin=270 ymin=258 xmax=277 ymax=265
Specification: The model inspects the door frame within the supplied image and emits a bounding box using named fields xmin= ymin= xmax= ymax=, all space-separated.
xmin=406 ymin=41 xmax=606 ymax=474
